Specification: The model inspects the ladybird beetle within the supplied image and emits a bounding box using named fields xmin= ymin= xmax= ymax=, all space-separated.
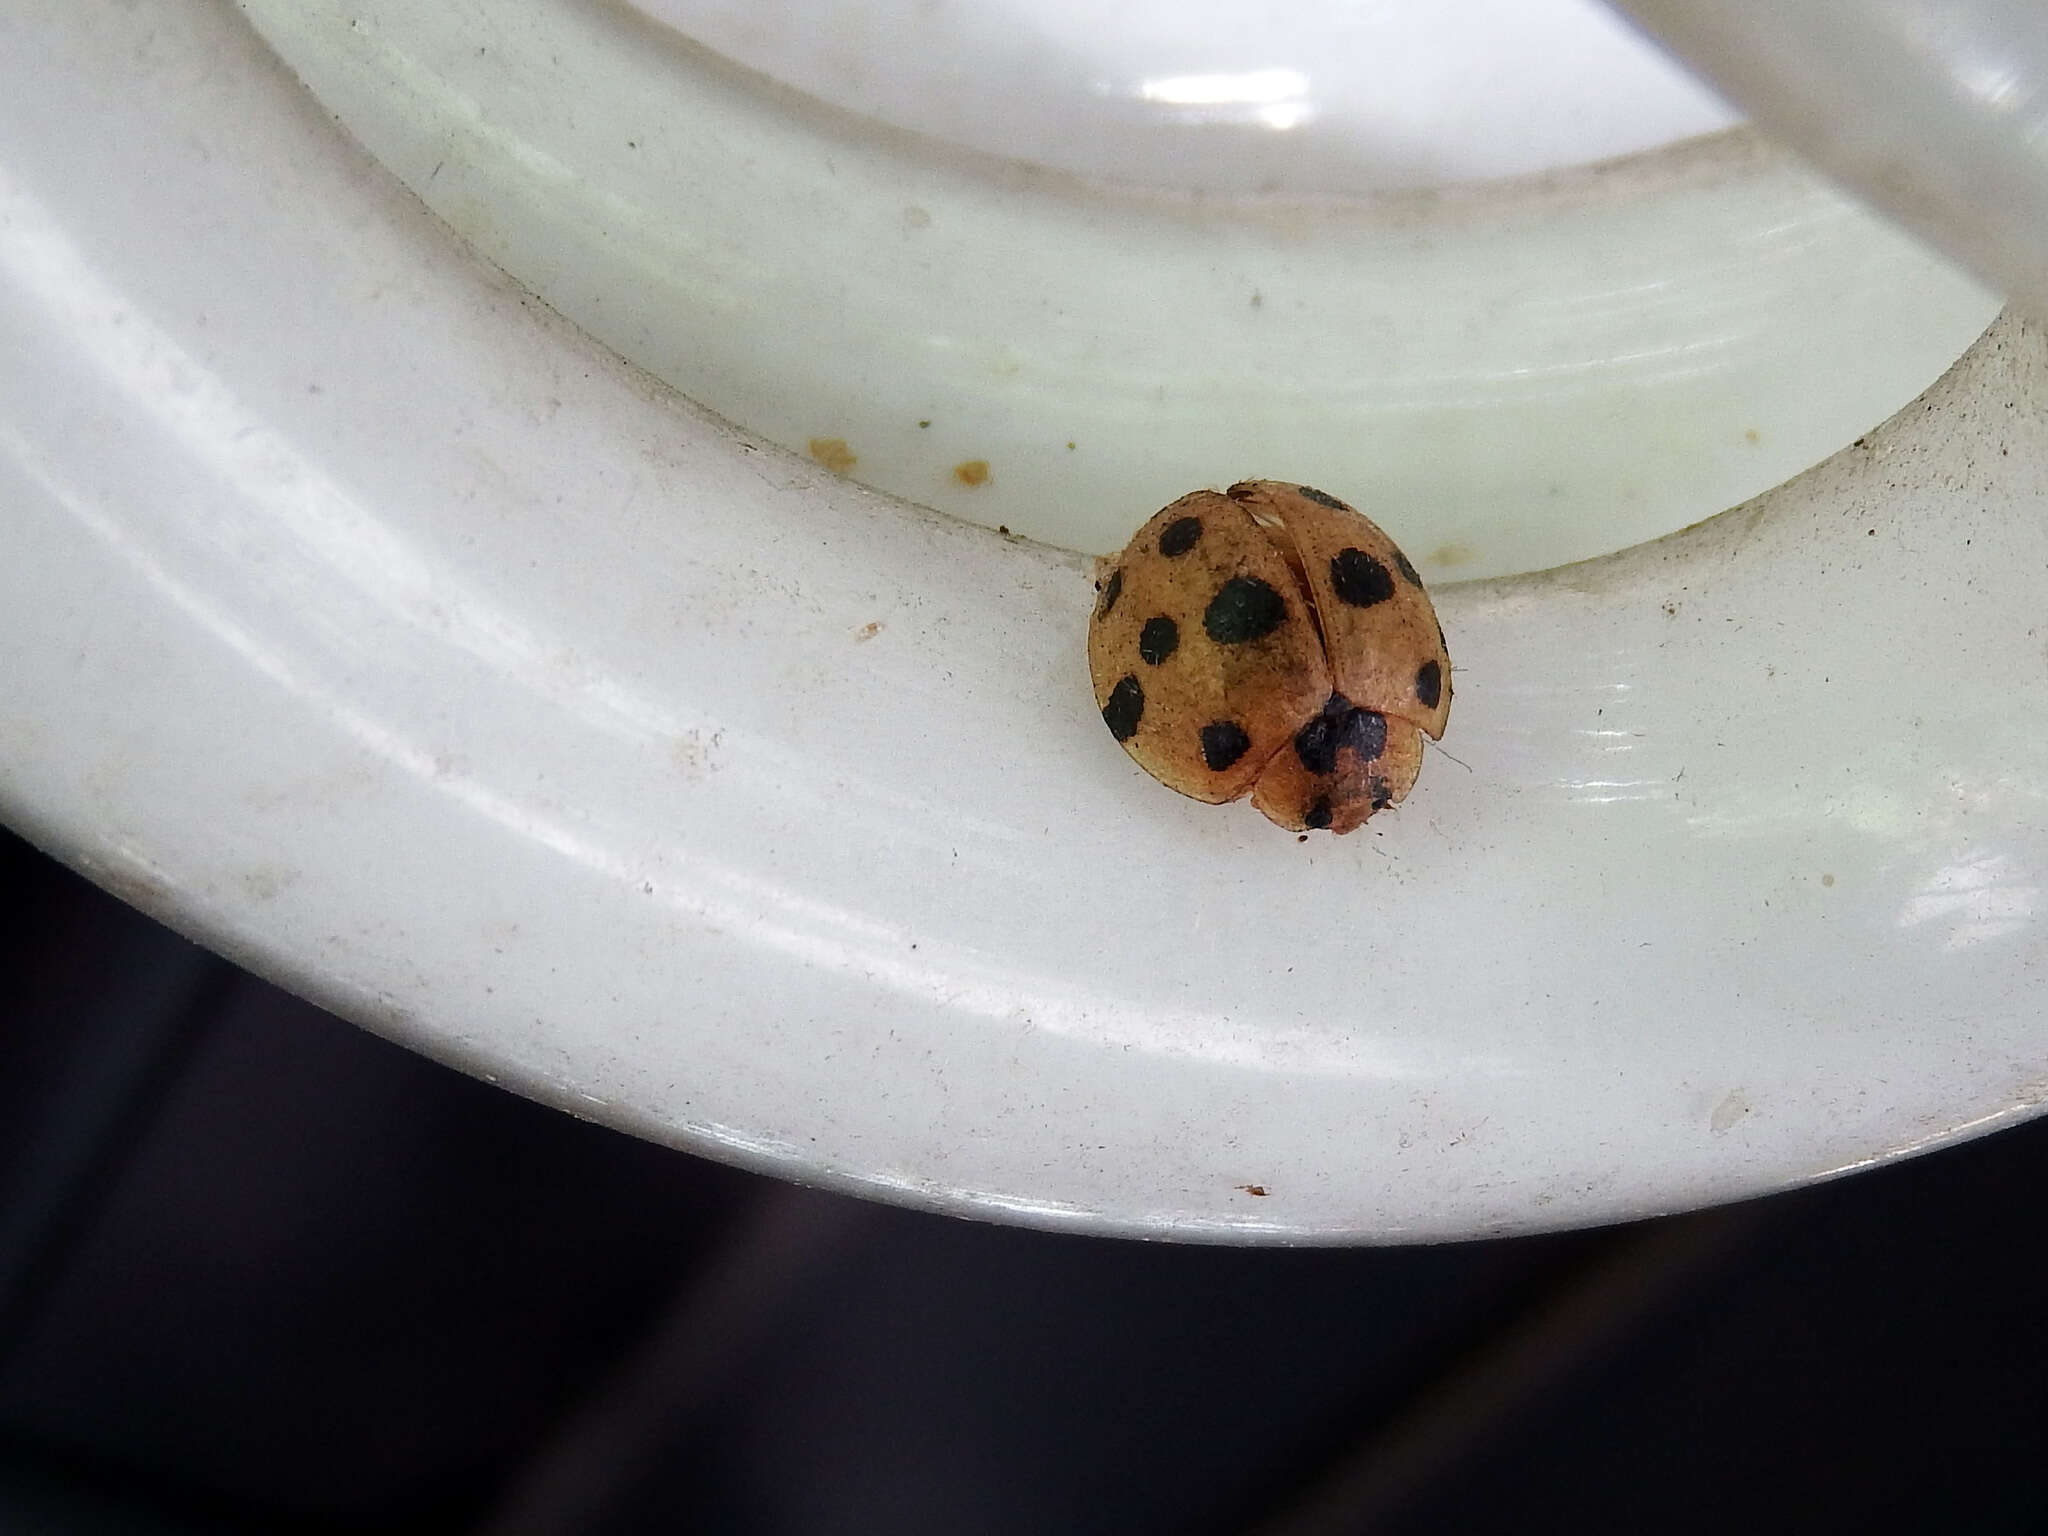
xmin=1088 ymin=481 xmax=1450 ymax=834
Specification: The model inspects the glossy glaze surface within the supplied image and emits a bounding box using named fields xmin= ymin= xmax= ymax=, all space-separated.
xmin=3 ymin=0 xmax=2045 ymax=1240
xmin=1617 ymin=0 xmax=2048 ymax=323
xmin=629 ymin=0 xmax=1738 ymax=193
xmin=236 ymin=0 xmax=1997 ymax=581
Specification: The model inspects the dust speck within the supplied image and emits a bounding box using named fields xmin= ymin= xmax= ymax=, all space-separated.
xmin=953 ymin=459 xmax=990 ymax=487
xmin=1710 ymin=1089 xmax=1751 ymax=1133
xmin=901 ymin=204 xmax=932 ymax=231
xmin=1821 ymin=872 xmax=1836 ymax=887
xmin=1430 ymin=542 xmax=1475 ymax=569
xmin=1237 ymin=1184 xmax=1269 ymax=1197
xmin=853 ymin=620 xmax=882 ymax=642
xmin=241 ymin=865 xmax=300 ymax=903
xmin=1744 ymin=427 xmax=1761 ymax=444
xmin=671 ymin=728 xmax=725 ymax=779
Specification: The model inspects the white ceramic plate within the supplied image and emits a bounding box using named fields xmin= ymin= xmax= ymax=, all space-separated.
xmin=3 ymin=0 xmax=2046 ymax=1242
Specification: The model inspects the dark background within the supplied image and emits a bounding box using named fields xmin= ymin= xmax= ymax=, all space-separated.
xmin=3 ymin=823 xmax=2046 ymax=1536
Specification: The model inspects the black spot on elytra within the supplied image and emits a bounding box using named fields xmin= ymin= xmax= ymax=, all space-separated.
xmin=1416 ymin=659 xmax=1443 ymax=710
xmin=1138 ymin=615 xmax=1179 ymax=665
xmin=1159 ymin=516 xmax=1204 ymax=557
xmin=1329 ymin=548 xmax=1394 ymax=608
xmin=1199 ymin=721 xmax=1252 ymax=772
xmin=1348 ymin=709 xmax=1388 ymax=761
xmin=1097 ymin=567 xmax=1123 ymax=617
xmin=1293 ymin=706 xmax=1343 ymax=776
xmin=1393 ymin=546 xmax=1423 ymax=586
xmin=1102 ymin=675 xmax=1144 ymax=741
xmin=1297 ymin=485 xmax=1349 ymax=511
xmin=1203 ymin=575 xmax=1286 ymax=644
xmin=1294 ymin=696 xmax=1387 ymax=775
xmin=1304 ymin=797 xmax=1334 ymax=830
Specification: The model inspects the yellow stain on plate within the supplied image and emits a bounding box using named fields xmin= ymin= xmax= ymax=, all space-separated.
xmin=808 ymin=437 xmax=857 ymax=474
